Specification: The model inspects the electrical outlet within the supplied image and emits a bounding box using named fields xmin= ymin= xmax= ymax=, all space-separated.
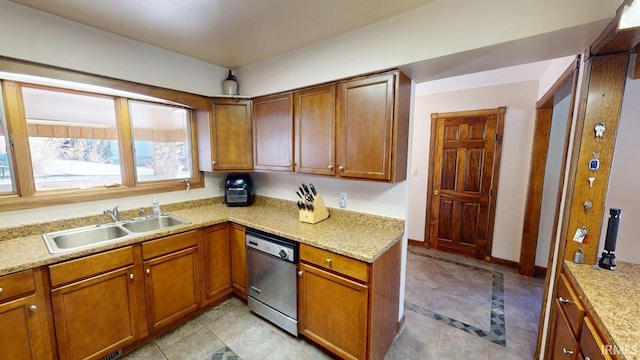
xmin=339 ymin=192 xmax=347 ymax=208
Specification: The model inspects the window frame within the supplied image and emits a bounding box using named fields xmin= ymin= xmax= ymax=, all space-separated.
xmin=0 ymin=58 xmax=205 ymax=212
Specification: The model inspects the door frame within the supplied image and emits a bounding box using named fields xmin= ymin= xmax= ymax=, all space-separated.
xmin=518 ymin=57 xmax=580 ymax=276
xmin=424 ymin=107 xmax=505 ymax=261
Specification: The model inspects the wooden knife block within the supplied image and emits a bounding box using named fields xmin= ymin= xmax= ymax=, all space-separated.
xmin=299 ymin=194 xmax=330 ymax=224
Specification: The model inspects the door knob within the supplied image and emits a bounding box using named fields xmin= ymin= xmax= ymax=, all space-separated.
xmin=146 ymin=269 xmax=151 ymax=274
xmin=29 ymin=305 xmax=37 ymax=312
xmin=434 ymin=190 xmax=440 ymax=195
xmin=211 ymin=161 xmax=216 ymax=166
xmin=327 ymin=165 xmax=334 ymax=170
xmin=338 ymin=165 xmax=344 ymax=172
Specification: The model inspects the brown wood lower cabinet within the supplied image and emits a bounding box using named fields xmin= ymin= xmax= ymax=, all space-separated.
xmin=49 ymin=247 xmax=144 ymax=360
xmin=142 ymin=231 xmax=201 ymax=333
xmin=230 ymin=223 xmax=247 ymax=300
xmin=299 ymin=262 xmax=368 ymax=360
xmin=298 ymin=241 xmax=401 ymax=360
xmin=549 ymin=300 xmax=579 ymax=359
xmin=0 ymin=269 xmax=50 ymax=360
xmin=202 ymin=223 xmax=233 ymax=305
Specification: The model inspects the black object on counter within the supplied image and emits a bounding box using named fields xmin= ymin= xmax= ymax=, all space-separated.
xmin=224 ymin=173 xmax=254 ymax=207
xmin=599 ymin=208 xmax=621 ymax=270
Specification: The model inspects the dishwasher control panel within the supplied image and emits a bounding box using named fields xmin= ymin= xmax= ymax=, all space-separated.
xmin=246 ymin=232 xmax=297 ymax=263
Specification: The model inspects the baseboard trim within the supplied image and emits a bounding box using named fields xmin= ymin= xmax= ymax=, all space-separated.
xmin=408 ymin=239 xmax=426 ymax=247
xmin=534 ymin=265 xmax=547 ymax=277
xmin=490 ymin=256 xmax=519 ymax=269
xmin=396 ymin=314 xmax=406 ymax=334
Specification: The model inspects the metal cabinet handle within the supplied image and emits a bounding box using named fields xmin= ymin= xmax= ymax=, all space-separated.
xmin=585 ymin=357 xmax=591 ymax=360
xmin=325 ymin=258 xmax=332 ymax=265
xmin=211 ymin=161 xmax=216 ymax=166
xmin=327 ymin=165 xmax=334 ymax=170
xmin=338 ymin=165 xmax=344 ymax=172
xmin=298 ymin=270 xmax=304 ymax=276
xmin=434 ymin=189 xmax=440 ymax=195
xmin=29 ymin=305 xmax=37 ymax=312
xmin=558 ymin=297 xmax=571 ymax=304
xmin=562 ymin=348 xmax=574 ymax=355
xmin=146 ymin=269 xmax=151 ymax=274
xmin=129 ymin=273 xmax=134 ymax=280
xmin=0 ymin=287 xmax=3 ymax=294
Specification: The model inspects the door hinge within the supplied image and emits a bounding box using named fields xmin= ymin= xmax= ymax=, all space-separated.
xmin=489 ymin=188 xmax=493 ymax=197
xmin=8 ymin=134 xmax=14 ymax=149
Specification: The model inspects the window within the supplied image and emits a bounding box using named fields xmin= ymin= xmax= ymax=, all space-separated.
xmin=22 ymin=86 xmax=121 ymax=190
xmin=0 ymin=65 xmax=204 ymax=211
xmin=0 ymin=87 xmax=15 ymax=194
xmin=129 ymin=100 xmax=192 ymax=183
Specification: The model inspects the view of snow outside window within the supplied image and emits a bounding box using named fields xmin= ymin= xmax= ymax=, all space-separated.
xmin=129 ymin=100 xmax=192 ymax=183
xmin=0 ymin=131 xmax=14 ymax=194
xmin=23 ymin=87 xmax=122 ymax=191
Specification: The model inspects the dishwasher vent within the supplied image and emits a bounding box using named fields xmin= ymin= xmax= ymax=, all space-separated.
xmin=101 ymin=349 xmax=122 ymax=360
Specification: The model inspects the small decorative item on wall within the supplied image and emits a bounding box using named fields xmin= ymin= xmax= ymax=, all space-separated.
xmin=222 ymin=69 xmax=239 ymax=95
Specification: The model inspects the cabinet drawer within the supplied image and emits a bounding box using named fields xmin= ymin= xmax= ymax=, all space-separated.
xmin=0 ymin=270 xmax=35 ymax=302
xmin=142 ymin=230 xmax=198 ymax=260
xmin=300 ymin=244 xmax=368 ymax=283
xmin=557 ymin=273 xmax=585 ymax=337
xmin=580 ymin=317 xmax=612 ymax=360
xmin=49 ymin=246 xmax=134 ymax=287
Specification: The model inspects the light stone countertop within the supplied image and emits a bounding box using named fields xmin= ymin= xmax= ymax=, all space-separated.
xmin=0 ymin=196 xmax=404 ymax=277
xmin=564 ymin=261 xmax=640 ymax=360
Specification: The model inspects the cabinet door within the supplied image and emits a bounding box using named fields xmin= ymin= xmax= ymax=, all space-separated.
xmin=549 ymin=300 xmax=580 ymax=359
xmin=230 ymin=223 xmax=247 ymax=300
xmin=51 ymin=266 xmax=141 ymax=360
xmin=294 ymin=85 xmax=336 ymax=175
xmin=198 ymin=99 xmax=252 ymax=171
xmin=299 ymin=263 xmax=368 ymax=360
xmin=253 ymin=93 xmax=294 ymax=171
xmin=580 ymin=317 xmax=612 ymax=360
xmin=202 ymin=223 xmax=232 ymax=304
xmin=0 ymin=294 xmax=44 ymax=360
xmin=336 ymin=74 xmax=394 ymax=181
xmin=144 ymin=247 xmax=200 ymax=333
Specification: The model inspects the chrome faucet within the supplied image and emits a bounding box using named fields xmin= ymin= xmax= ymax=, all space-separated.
xmin=139 ymin=207 xmax=147 ymax=219
xmin=104 ymin=206 xmax=120 ymax=222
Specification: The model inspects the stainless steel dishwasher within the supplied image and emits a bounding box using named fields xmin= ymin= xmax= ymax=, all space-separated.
xmin=246 ymin=229 xmax=298 ymax=336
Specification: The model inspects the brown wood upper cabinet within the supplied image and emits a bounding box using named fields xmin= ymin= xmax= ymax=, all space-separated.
xmin=197 ymin=98 xmax=253 ymax=171
xmin=294 ymin=85 xmax=337 ymax=176
xmin=336 ymin=71 xmax=410 ymax=182
xmin=252 ymin=93 xmax=294 ymax=172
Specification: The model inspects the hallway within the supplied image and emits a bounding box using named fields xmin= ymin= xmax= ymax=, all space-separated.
xmin=386 ymin=246 xmax=543 ymax=359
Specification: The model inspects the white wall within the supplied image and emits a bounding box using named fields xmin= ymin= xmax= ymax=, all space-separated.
xmin=599 ymin=71 xmax=640 ymax=264
xmin=0 ymin=0 xmax=228 ymax=96
xmin=236 ymin=0 xmax=619 ymax=97
xmin=535 ymin=94 xmax=571 ymax=267
xmin=408 ymin=81 xmax=538 ymax=262
xmin=251 ymin=173 xmax=407 ymax=220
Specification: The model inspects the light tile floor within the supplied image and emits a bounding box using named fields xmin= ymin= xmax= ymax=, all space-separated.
xmin=122 ymin=246 xmax=544 ymax=360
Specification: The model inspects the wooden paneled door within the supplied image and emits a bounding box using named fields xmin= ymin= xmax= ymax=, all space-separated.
xmin=427 ymin=107 xmax=505 ymax=260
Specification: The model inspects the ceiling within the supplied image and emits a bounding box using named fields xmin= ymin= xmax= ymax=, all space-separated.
xmin=11 ymin=0 xmax=438 ymax=69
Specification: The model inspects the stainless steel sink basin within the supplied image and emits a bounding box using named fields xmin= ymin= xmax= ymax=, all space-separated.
xmin=43 ymin=224 xmax=130 ymax=253
xmin=121 ymin=214 xmax=189 ymax=233
xmin=42 ymin=214 xmax=190 ymax=254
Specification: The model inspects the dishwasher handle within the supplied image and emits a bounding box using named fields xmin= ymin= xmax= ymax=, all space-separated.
xmin=250 ymin=286 xmax=262 ymax=294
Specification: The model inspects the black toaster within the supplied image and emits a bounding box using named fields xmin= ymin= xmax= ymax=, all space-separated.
xmin=224 ymin=173 xmax=254 ymax=206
